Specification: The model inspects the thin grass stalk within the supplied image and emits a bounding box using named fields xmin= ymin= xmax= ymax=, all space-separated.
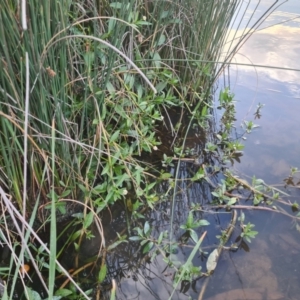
xmin=110 ymin=279 xmax=116 ymax=300
xmin=10 ymin=187 xmax=44 ymax=299
xmin=21 ymin=52 xmax=30 ymax=270
xmin=0 ymin=225 xmax=28 ymax=299
xmin=21 ymin=0 xmax=27 ymax=30
xmin=1 ymin=195 xmax=49 ymax=298
xmin=223 ymin=0 xmax=251 ymax=54
xmin=48 ymin=117 xmax=57 ymax=299
xmin=0 ymin=186 xmax=90 ymax=299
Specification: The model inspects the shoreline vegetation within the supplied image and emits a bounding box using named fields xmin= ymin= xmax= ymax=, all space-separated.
xmin=0 ymin=0 xmax=298 ymax=299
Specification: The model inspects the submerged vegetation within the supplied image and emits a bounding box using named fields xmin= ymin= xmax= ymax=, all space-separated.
xmin=0 ymin=0 xmax=299 ymax=299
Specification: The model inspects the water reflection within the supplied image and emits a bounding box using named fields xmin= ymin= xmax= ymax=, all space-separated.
xmin=223 ymin=2 xmax=300 ymax=182
xmin=208 ymin=1 xmax=300 ymax=300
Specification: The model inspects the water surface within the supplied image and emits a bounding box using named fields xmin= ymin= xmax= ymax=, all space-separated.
xmin=208 ymin=1 xmax=300 ymax=299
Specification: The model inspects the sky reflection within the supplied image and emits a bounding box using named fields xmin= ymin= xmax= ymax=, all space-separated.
xmin=222 ymin=1 xmax=300 ymax=183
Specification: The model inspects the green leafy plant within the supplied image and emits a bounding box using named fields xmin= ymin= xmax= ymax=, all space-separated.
xmin=240 ymin=222 xmax=258 ymax=243
xmin=180 ymin=212 xmax=210 ymax=243
xmin=238 ymin=213 xmax=258 ymax=243
xmin=254 ymin=103 xmax=264 ymax=119
xmin=173 ymin=262 xmax=202 ymax=285
xmin=243 ymin=120 xmax=260 ymax=133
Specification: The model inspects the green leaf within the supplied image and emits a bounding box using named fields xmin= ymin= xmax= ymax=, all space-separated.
xmin=155 ymin=81 xmax=167 ymax=93
xmin=186 ymin=212 xmax=194 ymax=228
xmin=255 ymin=179 xmax=264 ymax=184
xmin=227 ymin=197 xmax=237 ymax=206
xmin=93 ymin=118 xmax=100 ymax=125
xmin=157 ymin=34 xmax=166 ymax=46
xmin=60 ymin=189 xmax=71 ymax=198
xmin=114 ymin=105 xmax=128 ymax=119
xmin=253 ymin=196 xmax=261 ymax=205
xmin=106 ymin=81 xmax=116 ymax=94
xmin=56 ymin=201 xmax=66 ymax=215
xmin=70 ymin=230 xmax=82 ymax=242
xmin=146 ymin=181 xmax=156 ymax=192
xmin=171 ymin=18 xmax=182 ymax=24
xmin=160 ymin=172 xmax=172 ymax=180
xmin=83 ymin=52 xmax=95 ymax=68
xmin=245 ymin=236 xmax=251 ymax=243
xmin=74 ymin=242 xmax=79 ymax=251
xmin=143 ymin=241 xmax=154 ymax=254
xmin=196 ymin=219 xmax=210 ymax=227
xmin=101 ymin=102 xmax=107 ymax=119
xmin=129 ymin=236 xmax=143 ymax=241
xmin=135 ymin=20 xmax=152 ymax=26
xmin=109 ymin=130 xmax=120 ymax=143
xmin=115 ymin=173 xmax=130 ymax=187
xmin=201 ymin=105 xmax=208 ymax=117
xmin=25 ymin=287 xmax=43 ymax=300
xmin=153 ymin=52 xmax=161 ymax=69
xmin=107 ymin=240 xmax=127 ymax=251
xmin=83 ymin=212 xmax=94 ymax=229
xmin=211 ymin=192 xmax=219 ymax=198
xmin=189 ymin=230 xmax=198 ymax=243
xmin=144 ymin=221 xmax=150 ymax=235
xmin=133 ymin=212 xmax=145 ymax=219
xmin=108 ymin=18 xmax=116 ymax=32
xmin=78 ymin=184 xmax=88 ymax=194
xmin=110 ymin=2 xmax=122 ymax=9
xmin=55 ymin=289 xmax=73 ymax=297
xmin=92 ymin=183 xmax=107 ymax=194
xmin=98 ymin=264 xmax=107 ymax=283
xmin=157 ymin=232 xmax=164 ymax=245
xmin=160 ymin=10 xmax=170 ymax=19
xmin=140 ymin=239 xmax=148 ymax=246
xmin=47 ymin=190 xmax=58 ymax=201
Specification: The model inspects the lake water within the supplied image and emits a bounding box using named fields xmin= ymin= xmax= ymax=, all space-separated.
xmin=225 ymin=0 xmax=300 ymax=183
xmin=205 ymin=1 xmax=300 ymax=299
xmin=109 ymin=1 xmax=300 ymax=299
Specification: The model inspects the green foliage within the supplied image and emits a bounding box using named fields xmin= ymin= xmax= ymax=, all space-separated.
xmin=240 ymin=222 xmax=258 ymax=243
xmin=211 ymin=179 xmax=237 ymax=205
xmin=129 ymin=221 xmax=155 ymax=254
xmin=254 ymin=103 xmax=265 ymax=119
xmin=174 ymin=262 xmax=202 ymax=284
xmin=243 ymin=120 xmax=260 ymax=133
xmin=180 ymin=212 xmax=209 ymax=243
xmin=239 ymin=213 xmax=258 ymax=243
